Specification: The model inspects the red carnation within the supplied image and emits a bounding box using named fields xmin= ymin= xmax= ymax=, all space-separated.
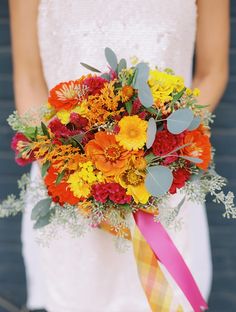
xmin=91 ymin=183 xmax=132 ymax=204
xmin=11 ymin=133 xmax=35 ymax=166
xmin=152 ymin=130 xmax=184 ymax=165
xmin=48 ymin=118 xmax=81 ymax=138
xmin=84 ymin=76 xmax=107 ymax=95
xmin=131 ymin=98 xmax=142 ymax=115
xmin=169 ymin=168 xmax=190 ymax=194
xmin=70 ymin=112 xmax=88 ymax=129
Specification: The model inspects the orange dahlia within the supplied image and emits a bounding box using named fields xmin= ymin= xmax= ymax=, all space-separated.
xmin=45 ymin=166 xmax=81 ymax=205
xmin=48 ymin=77 xmax=89 ymax=111
xmin=182 ymin=130 xmax=211 ymax=170
xmin=85 ymin=132 xmax=131 ymax=176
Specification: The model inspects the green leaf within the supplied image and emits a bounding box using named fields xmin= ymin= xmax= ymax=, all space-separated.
xmin=146 ymin=107 xmax=161 ymax=116
xmin=80 ymin=62 xmax=101 ymax=73
xmin=138 ymin=82 xmax=153 ymax=108
xmin=181 ymin=155 xmax=203 ymax=164
xmin=24 ymin=126 xmax=38 ymax=140
xmin=125 ymin=101 xmax=133 ymax=115
xmin=55 ymin=170 xmax=65 ymax=185
xmin=133 ymin=62 xmax=149 ymax=89
xmin=105 ymin=47 xmax=118 ymax=71
xmin=31 ymin=198 xmax=52 ymax=221
xmin=144 ymin=153 xmax=156 ymax=164
xmin=145 ymin=165 xmax=173 ymax=196
xmin=172 ymin=88 xmax=185 ymax=102
xmin=188 ymin=116 xmax=201 ymax=131
xmin=167 ymin=108 xmax=194 ymax=134
xmin=41 ymin=160 xmax=51 ymax=177
xmin=117 ymin=58 xmax=127 ymax=73
xmin=146 ymin=118 xmax=157 ymax=149
xmin=41 ymin=122 xmax=50 ymax=138
xmin=100 ymin=73 xmax=110 ymax=81
xmin=33 ymin=210 xmax=53 ymax=229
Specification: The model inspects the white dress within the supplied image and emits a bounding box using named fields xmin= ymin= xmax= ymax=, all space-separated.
xmin=22 ymin=1 xmax=212 ymax=311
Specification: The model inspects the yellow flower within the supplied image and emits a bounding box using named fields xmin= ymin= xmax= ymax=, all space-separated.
xmin=56 ymin=109 xmax=70 ymax=124
xmin=43 ymin=103 xmax=56 ymax=121
xmin=115 ymin=115 xmax=147 ymax=151
xmin=67 ymin=161 xmax=104 ymax=198
xmin=117 ymin=156 xmax=150 ymax=204
xmin=193 ymin=88 xmax=200 ymax=97
xmin=148 ymin=69 xmax=184 ymax=103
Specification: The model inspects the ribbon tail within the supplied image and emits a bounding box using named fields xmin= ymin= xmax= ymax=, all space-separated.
xmin=133 ymin=225 xmax=183 ymax=312
xmin=133 ymin=210 xmax=208 ymax=312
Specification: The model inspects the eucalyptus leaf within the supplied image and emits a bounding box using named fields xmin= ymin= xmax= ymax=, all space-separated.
xmin=133 ymin=62 xmax=150 ymax=89
xmin=80 ymin=62 xmax=101 ymax=73
xmin=41 ymin=160 xmax=51 ymax=177
xmin=33 ymin=210 xmax=53 ymax=229
xmin=167 ymin=108 xmax=194 ymax=134
xmin=188 ymin=116 xmax=201 ymax=131
xmin=181 ymin=155 xmax=203 ymax=164
xmin=138 ymin=82 xmax=153 ymax=108
xmin=145 ymin=165 xmax=173 ymax=196
xmin=31 ymin=198 xmax=52 ymax=221
xmin=105 ymin=47 xmax=118 ymax=71
xmin=146 ymin=118 xmax=157 ymax=149
xmin=117 ymin=58 xmax=127 ymax=73
xmin=100 ymin=73 xmax=110 ymax=81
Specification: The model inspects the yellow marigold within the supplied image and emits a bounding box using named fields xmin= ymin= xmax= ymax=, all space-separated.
xmin=67 ymin=161 xmax=104 ymax=198
xmin=148 ymin=69 xmax=184 ymax=103
xmin=116 ymin=115 xmax=147 ymax=151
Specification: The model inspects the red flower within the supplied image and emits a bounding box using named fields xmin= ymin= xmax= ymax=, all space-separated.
xmin=131 ymin=98 xmax=142 ymax=115
xmin=152 ymin=130 xmax=184 ymax=165
xmin=69 ymin=113 xmax=88 ymax=129
xmin=11 ymin=133 xmax=35 ymax=166
xmin=45 ymin=166 xmax=81 ymax=206
xmin=169 ymin=168 xmax=190 ymax=194
xmin=91 ymin=183 xmax=132 ymax=204
xmin=48 ymin=118 xmax=81 ymax=138
xmin=83 ymin=76 xmax=107 ymax=96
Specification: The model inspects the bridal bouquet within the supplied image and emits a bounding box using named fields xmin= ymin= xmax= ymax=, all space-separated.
xmin=1 ymin=48 xmax=235 ymax=311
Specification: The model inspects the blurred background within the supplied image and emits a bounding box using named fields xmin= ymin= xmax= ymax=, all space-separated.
xmin=0 ymin=0 xmax=235 ymax=311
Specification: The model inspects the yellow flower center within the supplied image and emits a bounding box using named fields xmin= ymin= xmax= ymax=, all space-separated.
xmin=104 ymin=144 xmax=121 ymax=161
xmin=125 ymin=169 xmax=144 ymax=186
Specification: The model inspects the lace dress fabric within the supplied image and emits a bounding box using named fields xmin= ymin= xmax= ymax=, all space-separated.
xmin=21 ymin=1 xmax=212 ymax=311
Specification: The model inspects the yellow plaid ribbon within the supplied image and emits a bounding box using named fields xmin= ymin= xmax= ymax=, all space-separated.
xmin=133 ymin=225 xmax=183 ymax=312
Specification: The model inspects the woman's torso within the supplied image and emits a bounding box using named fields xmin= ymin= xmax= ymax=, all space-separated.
xmin=38 ymin=0 xmax=197 ymax=89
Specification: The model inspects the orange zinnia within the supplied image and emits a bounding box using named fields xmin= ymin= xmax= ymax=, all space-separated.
xmin=85 ymin=132 xmax=131 ymax=176
xmin=48 ymin=77 xmax=89 ymax=111
xmin=182 ymin=130 xmax=211 ymax=170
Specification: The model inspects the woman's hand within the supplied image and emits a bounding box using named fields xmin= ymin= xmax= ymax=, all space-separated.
xmin=9 ymin=0 xmax=48 ymax=116
xmin=193 ymin=0 xmax=230 ymax=112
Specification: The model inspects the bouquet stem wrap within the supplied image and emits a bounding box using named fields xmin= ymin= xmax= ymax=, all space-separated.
xmin=133 ymin=210 xmax=208 ymax=312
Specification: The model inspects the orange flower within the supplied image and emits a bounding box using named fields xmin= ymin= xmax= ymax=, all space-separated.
xmin=85 ymin=132 xmax=131 ymax=176
xmin=45 ymin=166 xmax=81 ymax=205
xmin=182 ymin=130 xmax=211 ymax=170
xmin=48 ymin=77 xmax=89 ymax=111
xmin=121 ymin=85 xmax=134 ymax=102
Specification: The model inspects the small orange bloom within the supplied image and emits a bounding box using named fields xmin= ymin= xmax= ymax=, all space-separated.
xmin=85 ymin=132 xmax=131 ymax=176
xmin=48 ymin=77 xmax=89 ymax=111
xmin=121 ymin=85 xmax=134 ymax=102
xmin=182 ymin=130 xmax=211 ymax=170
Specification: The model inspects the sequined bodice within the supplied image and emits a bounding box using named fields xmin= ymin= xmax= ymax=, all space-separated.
xmin=38 ymin=0 xmax=196 ymax=88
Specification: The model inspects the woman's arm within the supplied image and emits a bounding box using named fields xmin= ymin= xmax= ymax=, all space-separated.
xmin=9 ymin=0 xmax=48 ymax=116
xmin=193 ymin=0 xmax=230 ymax=112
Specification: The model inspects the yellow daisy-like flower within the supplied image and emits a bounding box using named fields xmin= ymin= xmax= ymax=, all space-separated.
xmin=148 ymin=69 xmax=184 ymax=103
xmin=67 ymin=161 xmax=104 ymax=198
xmin=117 ymin=155 xmax=150 ymax=204
xmin=56 ymin=100 xmax=89 ymax=125
xmin=56 ymin=109 xmax=70 ymax=124
xmin=115 ymin=115 xmax=148 ymax=151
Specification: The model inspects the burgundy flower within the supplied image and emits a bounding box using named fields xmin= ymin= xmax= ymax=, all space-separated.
xmin=48 ymin=118 xmax=81 ymax=138
xmin=152 ymin=130 xmax=184 ymax=165
xmin=83 ymin=76 xmax=107 ymax=96
xmin=70 ymin=113 xmax=88 ymax=129
xmin=131 ymin=98 xmax=142 ymax=115
xmin=169 ymin=168 xmax=190 ymax=194
xmin=11 ymin=133 xmax=35 ymax=166
xmin=91 ymin=183 xmax=132 ymax=204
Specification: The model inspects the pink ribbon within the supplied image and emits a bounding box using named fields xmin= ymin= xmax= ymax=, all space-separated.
xmin=133 ymin=210 xmax=208 ymax=312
